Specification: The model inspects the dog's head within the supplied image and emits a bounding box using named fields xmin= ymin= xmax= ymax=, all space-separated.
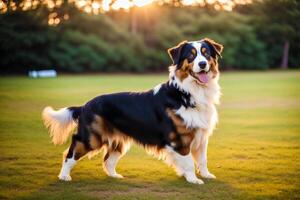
xmin=168 ymin=38 xmax=223 ymax=86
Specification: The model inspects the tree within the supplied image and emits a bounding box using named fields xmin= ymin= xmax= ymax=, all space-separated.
xmin=0 ymin=0 xmax=299 ymax=73
xmin=254 ymin=0 xmax=300 ymax=69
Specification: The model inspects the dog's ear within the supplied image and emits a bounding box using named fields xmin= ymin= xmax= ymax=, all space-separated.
xmin=167 ymin=41 xmax=188 ymax=65
xmin=202 ymin=38 xmax=223 ymax=58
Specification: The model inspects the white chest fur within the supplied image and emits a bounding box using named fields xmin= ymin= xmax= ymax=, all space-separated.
xmin=167 ymin=65 xmax=221 ymax=134
xmin=175 ymin=103 xmax=218 ymax=132
xmin=172 ymin=74 xmax=220 ymax=134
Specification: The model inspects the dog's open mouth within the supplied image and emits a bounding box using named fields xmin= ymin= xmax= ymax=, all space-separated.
xmin=190 ymin=71 xmax=209 ymax=84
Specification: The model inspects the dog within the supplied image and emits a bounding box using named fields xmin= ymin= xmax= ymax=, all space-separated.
xmin=42 ymin=38 xmax=223 ymax=184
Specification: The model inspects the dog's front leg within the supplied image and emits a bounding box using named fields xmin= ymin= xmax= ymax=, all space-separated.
xmin=192 ymin=130 xmax=216 ymax=179
xmin=165 ymin=146 xmax=203 ymax=184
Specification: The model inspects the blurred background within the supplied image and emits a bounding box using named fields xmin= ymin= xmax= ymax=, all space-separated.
xmin=1 ymin=2 xmax=300 ymax=199
xmin=0 ymin=0 xmax=299 ymax=74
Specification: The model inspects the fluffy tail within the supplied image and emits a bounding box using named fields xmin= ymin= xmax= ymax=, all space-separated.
xmin=42 ymin=106 xmax=81 ymax=145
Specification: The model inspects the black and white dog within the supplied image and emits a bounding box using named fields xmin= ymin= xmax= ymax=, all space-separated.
xmin=42 ymin=38 xmax=223 ymax=184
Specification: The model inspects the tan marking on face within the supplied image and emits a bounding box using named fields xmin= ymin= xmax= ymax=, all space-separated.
xmin=201 ymin=47 xmax=211 ymax=61
xmin=191 ymin=48 xmax=196 ymax=55
xmin=175 ymin=59 xmax=194 ymax=81
xmin=209 ymin=58 xmax=219 ymax=78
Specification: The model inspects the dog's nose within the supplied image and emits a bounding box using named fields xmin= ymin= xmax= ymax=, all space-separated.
xmin=198 ymin=61 xmax=207 ymax=69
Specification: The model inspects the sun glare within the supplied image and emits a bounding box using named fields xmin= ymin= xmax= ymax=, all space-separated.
xmin=95 ymin=0 xmax=251 ymax=12
xmin=0 ymin=0 xmax=253 ymax=23
xmin=133 ymin=0 xmax=153 ymax=7
xmin=110 ymin=0 xmax=153 ymax=10
xmin=111 ymin=0 xmax=131 ymax=10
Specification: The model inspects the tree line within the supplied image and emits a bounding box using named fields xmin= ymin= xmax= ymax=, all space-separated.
xmin=0 ymin=0 xmax=299 ymax=73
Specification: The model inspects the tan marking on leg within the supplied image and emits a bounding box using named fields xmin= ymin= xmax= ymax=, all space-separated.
xmin=91 ymin=115 xmax=106 ymax=134
xmin=74 ymin=141 xmax=87 ymax=160
xmin=89 ymin=133 xmax=102 ymax=149
xmin=166 ymin=109 xmax=196 ymax=155
xmin=169 ymin=132 xmax=177 ymax=140
xmin=111 ymin=140 xmax=123 ymax=153
xmin=178 ymin=146 xmax=191 ymax=155
xmin=89 ymin=115 xmax=114 ymax=149
xmin=181 ymin=134 xmax=194 ymax=146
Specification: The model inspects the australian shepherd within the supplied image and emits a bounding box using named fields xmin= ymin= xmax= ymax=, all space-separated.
xmin=42 ymin=38 xmax=223 ymax=184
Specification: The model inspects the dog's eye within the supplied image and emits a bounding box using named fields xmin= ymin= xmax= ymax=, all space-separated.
xmin=201 ymin=47 xmax=211 ymax=59
xmin=187 ymin=48 xmax=197 ymax=62
xmin=202 ymin=50 xmax=210 ymax=59
xmin=187 ymin=53 xmax=195 ymax=62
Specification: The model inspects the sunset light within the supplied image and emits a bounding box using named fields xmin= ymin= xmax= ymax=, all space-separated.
xmin=134 ymin=0 xmax=153 ymax=7
xmin=0 ymin=0 xmax=254 ymax=26
xmin=0 ymin=0 xmax=253 ymax=15
xmin=1 ymin=0 xmax=299 ymax=196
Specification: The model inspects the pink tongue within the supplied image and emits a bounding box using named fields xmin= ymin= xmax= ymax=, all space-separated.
xmin=198 ymin=72 xmax=208 ymax=83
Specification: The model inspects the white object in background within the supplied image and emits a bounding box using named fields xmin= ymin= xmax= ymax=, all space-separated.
xmin=28 ymin=70 xmax=57 ymax=78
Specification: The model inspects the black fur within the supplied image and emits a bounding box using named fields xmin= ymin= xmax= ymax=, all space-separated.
xmin=67 ymin=81 xmax=194 ymax=156
xmin=169 ymin=40 xmax=220 ymax=68
xmin=169 ymin=42 xmax=196 ymax=68
xmin=176 ymin=43 xmax=197 ymax=70
xmin=68 ymin=106 xmax=82 ymax=120
xmin=200 ymin=41 xmax=219 ymax=59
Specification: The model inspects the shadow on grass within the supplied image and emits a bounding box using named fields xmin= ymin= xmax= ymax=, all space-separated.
xmin=14 ymin=175 xmax=293 ymax=200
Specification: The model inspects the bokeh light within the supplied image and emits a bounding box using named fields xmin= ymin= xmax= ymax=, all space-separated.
xmin=0 ymin=0 xmax=253 ymax=25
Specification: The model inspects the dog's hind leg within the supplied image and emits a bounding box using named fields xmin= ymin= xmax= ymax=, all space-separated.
xmin=58 ymin=135 xmax=89 ymax=181
xmin=103 ymin=141 xmax=130 ymax=178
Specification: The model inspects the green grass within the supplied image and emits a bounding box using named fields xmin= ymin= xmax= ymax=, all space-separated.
xmin=0 ymin=71 xmax=300 ymax=200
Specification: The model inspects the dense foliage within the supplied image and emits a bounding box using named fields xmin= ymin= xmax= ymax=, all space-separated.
xmin=0 ymin=1 xmax=299 ymax=73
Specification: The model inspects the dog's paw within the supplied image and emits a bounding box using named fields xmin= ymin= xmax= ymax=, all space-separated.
xmin=186 ymin=177 xmax=204 ymax=185
xmin=109 ymin=173 xmax=124 ymax=179
xmin=201 ymin=172 xmax=216 ymax=179
xmin=58 ymin=174 xmax=72 ymax=181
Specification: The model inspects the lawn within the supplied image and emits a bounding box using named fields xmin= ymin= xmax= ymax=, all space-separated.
xmin=0 ymin=71 xmax=300 ymax=200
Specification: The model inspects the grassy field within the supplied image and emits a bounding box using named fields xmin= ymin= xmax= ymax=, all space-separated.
xmin=0 ymin=71 xmax=300 ymax=200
